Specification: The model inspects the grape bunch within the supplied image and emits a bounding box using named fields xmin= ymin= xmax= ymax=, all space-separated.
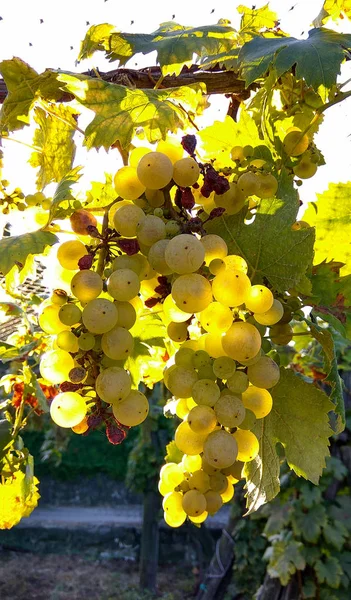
xmin=36 ymin=137 xmax=293 ymax=525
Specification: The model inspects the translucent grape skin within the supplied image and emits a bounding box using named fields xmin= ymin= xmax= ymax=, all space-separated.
xmin=50 ymin=392 xmax=87 ymax=428
xmin=95 ymin=366 xmax=131 ymax=403
xmin=165 ymin=234 xmax=205 ymax=274
xmin=82 ymin=298 xmax=118 ymax=334
xmin=112 ymin=390 xmax=149 ymax=427
xmin=172 ymin=274 xmax=212 ymax=314
xmin=137 ymin=152 xmax=173 ymax=190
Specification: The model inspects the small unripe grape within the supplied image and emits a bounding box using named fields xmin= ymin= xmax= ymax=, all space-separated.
xmin=175 ymin=421 xmax=206 ymax=455
xmin=199 ymin=302 xmax=233 ymax=334
xmin=57 ymin=240 xmax=87 ymax=271
xmin=233 ymin=429 xmax=259 ymax=462
xmin=242 ymin=386 xmax=273 ymax=419
xmin=182 ymin=454 xmax=202 ymax=473
xmin=293 ymin=156 xmax=317 ymax=179
xmin=270 ymin=323 xmax=293 ymax=345
xmin=51 ymin=289 xmax=68 ymax=306
xmin=78 ymin=332 xmax=95 ymax=351
xmin=113 ymin=389 xmax=149 ymax=426
xmin=202 ymin=455 xmax=220 ymax=475
xmin=247 ymin=356 xmax=280 ymax=388
xmin=165 ymin=219 xmax=181 ymax=237
xmin=70 ymin=209 xmax=97 ymax=235
xmin=283 ymin=129 xmax=309 ymax=156
xmin=114 ymin=166 xmax=146 ymax=200
xmin=165 ymin=234 xmax=205 ymax=274
xmin=215 ymin=394 xmax=246 ymax=428
xmin=182 ymin=489 xmax=207 ymax=517
xmin=213 ymin=356 xmax=236 ymax=379
xmin=173 ymin=157 xmax=200 ymax=187
xmin=70 ymin=270 xmax=103 ymax=303
xmin=164 ymin=511 xmax=186 ymax=528
xmin=200 ymin=234 xmax=228 ymax=265
xmin=172 ymin=274 xmax=212 ymax=314
xmin=245 ymin=285 xmax=274 ymax=314
xmin=227 ymin=371 xmax=249 ymax=394
xmin=255 ymin=173 xmax=278 ymax=199
xmin=204 ymin=430 xmax=238 ymax=469
xmin=222 ymin=322 xmax=261 ymax=362
xmin=101 ymin=326 xmax=134 ymax=360
xmin=113 ymin=203 xmax=146 ymax=236
xmin=212 ymin=270 xmax=251 ymax=307
xmin=137 ymin=152 xmax=173 ymax=189
xmin=254 ymin=299 xmax=284 ymax=326
xmin=107 ymin=268 xmax=140 ymax=301
xmin=136 ymin=215 xmax=166 ymax=246
xmin=192 ymin=379 xmax=220 ymax=407
xmin=50 ymin=392 xmax=87 ymax=428
xmin=188 ymin=405 xmax=217 ymax=434
xmin=59 ymin=303 xmax=82 ymax=327
xmin=205 ymin=490 xmax=223 ymax=514
xmin=56 ymin=330 xmax=79 ymax=353
xmin=167 ymin=321 xmax=188 ymax=343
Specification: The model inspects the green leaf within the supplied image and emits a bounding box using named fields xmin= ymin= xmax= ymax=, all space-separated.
xmin=308 ymin=321 xmax=345 ymax=433
xmin=264 ymin=535 xmax=306 ymax=586
xmin=165 ymin=440 xmax=183 ymax=464
xmin=0 ymin=230 xmax=58 ymax=275
xmin=291 ymin=502 xmax=327 ymax=542
xmin=0 ymin=341 xmax=39 ymax=363
xmin=264 ymin=504 xmax=291 ymax=536
xmin=29 ymin=106 xmax=77 ymax=190
xmin=315 ymin=556 xmax=343 ymax=588
xmin=5 ymin=254 xmax=37 ymax=297
xmin=303 ymin=182 xmax=351 ymax=275
xmin=330 ymin=496 xmax=351 ymax=531
xmin=79 ymin=22 xmax=236 ymax=76
xmin=244 ymin=368 xmax=333 ymax=514
xmin=238 ymin=28 xmax=351 ymax=89
xmin=0 ymin=419 xmax=12 ymax=459
xmin=58 ymin=72 xmax=205 ymax=149
xmin=0 ymin=58 xmax=62 ymax=131
xmin=48 ymin=166 xmax=83 ymax=222
xmin=206 ymin=170 xmax=315 ymax=292
xmin=126 ymin=314 xmax=167 ymax=388
xmin=300 ymin=483 xmax=322 ymax=509
xmin=323 ymin=520 xmax=347 ymax=550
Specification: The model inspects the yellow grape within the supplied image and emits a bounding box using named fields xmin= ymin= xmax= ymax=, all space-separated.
xmin=112 ymin=389 xmax=149 ymax=426
xmin=172 ymin=157 xmax=200 ymax=187
xmin=164 ymin=510 xmax=186 ymax=528
xmin=82 ymin=298 xmax=118 ymax=334
xmin=238 ymin=409 xmax=257 ymax=431
xmin=192 ymin=379 xmax=220 ymax=407
xmin=221 ymin=482 xmax=234 ymax=503
xmin=78 ymin=332 xmax=95 ymax=351
xmin=222 ymin=461 xmax=244 ymax=481
xmin=200 ymin=234 xmax=228 ymax=265
xmin=56 ymin=330 xmax=79 ymax=353
xmin=209 ymin=258 xmax=225 ymax=275
xmin=148 ymin=240 xmax=173 ymax=275
xmin=255 ymin=173 xmax=278 ymax=199
xmin=172 ymin=274 xmax=212 ymax=314
xmin=114 ymin=166 xmax=146 ymax=200
xmin=163 ymin=491 xmax=184 ymax=513
xmin=227 ymin=371 xmax=249 ymax=394
xmin=50 ymin=392 xmax=87 ymax=428
xmin=224 ymin=255 xmax=248 ymax=274
xmin=129 ymin=147 xmax=151 ymax=167
xmin=71 ymin=270 xmax=103 ymax=303
xmin=189 ymin=470 xmax=211 ymax=493
xmin=205 ymin=490 xmax=223 ymax=514
xmin=163 ymin=294 xmax=191 ymax=323
xmin=39 ymin=350 xmax=74 ymax=384
xmin=204 ymin=333 xmax=226 ymax=359
xmin=245 ymin=285 xmax=274 ymax=314
xmin=39 ymin=304 xmax=69 ymax=335
xmin=202 ymin=456 xmax=220 ymax=475
xmin=293 ymin=156 xmax=317 ymax=179
xmin=137 ymin=152 xmax=173 ymax=189
xmin=222 ymin=322 xmax=261 ymax=362
xmin=233 ymin=429 xmax=259 ymax=462
xmin=57 ymin=240 xmax=87 ymax=270
xmin=165 ymin=234 xmax=205 ymax=274
xmin=175 ymin=397 xmax=190 ymax=419
xmin=182 ymin=454 xmax=202 ymax=473
xmin=188 ymin=405 xmax=217 ymax=434
xmin=107 ymin=268 xmax=140 ymax=301
xmin=167 ymin=321 xmax=188 ymax=343
xmin=51 ymin=289 xmax=68 ymax=306
xmin=242 ymin=386 xmax=273 ymax=419
xmin=203 ymin=430 xmax=238 ymax=469
xmin=145 ymin=188 xmax=165 ymax=207
xmin=247 ymin=356 xmax=280 ymax=388
xmin=95 ymin=366 xmax=131 ymax=403
xmin=112 ymin=253 xmax=146 ymax=276
xmin=214 ymin=394 xmax=246 ymax=428
xmin=182 ymin=489 xmax=207 ymax=517
xmin=160 ymin=463 xmax=184 ymax=489
xmin=156 ymin=139 xmax=184 ymax=164
xmin=113 ymin=203 xmax=146 ymax=237
xmin=72 ymin=416 xmax=89 ymax=434
xmin=283 ymin=129 xmax=309 ymax=156
xmin=231 ymin=146 xmax=245 ymax=162
xmin=212 ymin=270 xmax=251 ymax=307
xmin=254 ymin=299 xmax=284 ymax=326
xmin=189 ymin=511 xmax=208 ymax=524
xmin=199 ymin=302 xmax=233 ymax=334
xmin=237 ymin=171 xmax=260 ymax=197
xmin=101 ymin=326 xmax=134 ymax=360
xmin=213 ymin=356 xmax=236 ymax=379
xmin=209 ymin=472 xmax=228 ymax=494
xmin=214 ymin=182 xmax=246 ymax=214
xmin=59 ymin=303 xmax=82 ymax=327
xmin=175 ymin=421 xmax=206 ymax=455
xmin=114 ymin=301 xmax=136 ymax=330
xmin=166 ymin=366 xmax=198 ymax=398
xmin=129 ymin=295 xmax=144 ymax=315
xmin=136 ymin=215 xmax=166 ymax=246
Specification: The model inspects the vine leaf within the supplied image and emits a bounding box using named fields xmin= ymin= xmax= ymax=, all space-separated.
xmin=0 ymin=58 xmax=62 ymax=131
xmin=86 ymin=174 xmax=116 ymax=210
xmin=29 ymin=106 xmax=77 ymax=190
xmin=126 ymin=314 xmax=167 ymax=388
xmin=48 ymin=166 xmax=83 ymax=222
xmin=79 ymin=22 xmax=236 ymax=76
xmin=313 ymin=0 xmax=351 ymax=27
xmin=206 ymin=170 xmax=315 ymax=292
xmin=58 ymin=72 xmax=205 ymax=149
xmin=303 ymin=182 xmax=351 ymax=276
xmin=238 ymin=3 xmax=279 ymax=39
xmin=238 ymin=27 xmax=351 ymax=89
xmin=0 ymin=231 xmax=58 ymax=276
xmin=308 ymin=320 xmax=345 ymax=434
xmin=314 ymin=556 xmax=343 ymax=588
xmin=244 ymin=368 xmax=334 ymax=515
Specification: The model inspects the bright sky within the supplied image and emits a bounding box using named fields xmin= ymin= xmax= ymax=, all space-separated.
xmin=0 ymin=0 xmax=351 ymax=235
